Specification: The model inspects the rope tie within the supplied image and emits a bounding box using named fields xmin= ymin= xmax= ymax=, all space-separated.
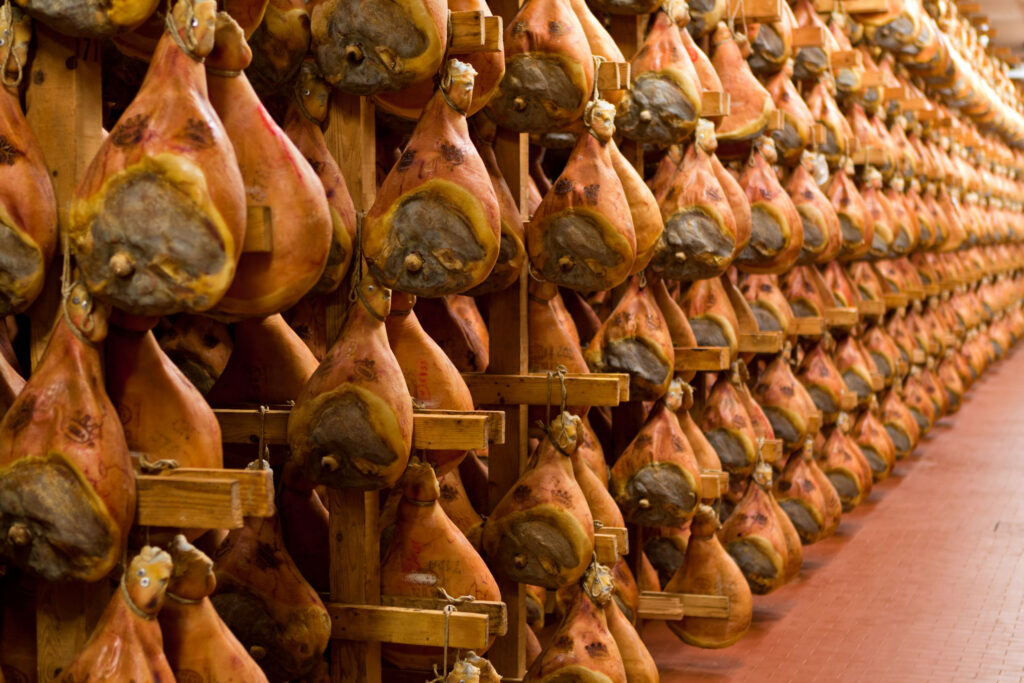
xmin=164 ymin=0 xmax=204 ymax=63
xmin=0 ymin=0 xmax=23 ymax=89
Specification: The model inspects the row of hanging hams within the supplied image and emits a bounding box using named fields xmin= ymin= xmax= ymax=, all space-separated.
xmin=2 ymin=0 xmax=1024 ymax=677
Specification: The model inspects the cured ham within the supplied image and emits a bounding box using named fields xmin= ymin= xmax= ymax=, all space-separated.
xmin=735 ymin=137 xmax=803 ymax=274
xmin=60 ymin=547 xmax=174 ymax=681
xmin=19 ymin=0 xmax=158 ymax=36
xmin=245 ymin=0 xmax=309 ymax=95
xmin=524 ymin=563 xmax=627 ymax=682
xmin=680 ymin=276 xmax=740 ymax=356
xmin=775 ymin=438 xmax=829 ymax=544
xmin=381 ymin=461 xmax=501 ymax=669
xmin=417 ymin=295 xmax=490 ymax=373
xmin=288 ymin=271 xmax=413 ymax=490
xmin=818 ymin=412 xmax=872 ymax=511
xmin=664 ymin=504 xmax=752 ymax=647
xmin=616 ymin=11 xmax=702 ymax=147
xmin=482 ymin=413 xmax=594 ymax=589
xmin=527 ymin=100 xmax=636 ymax=291
xmin=212 ymin=512 xmax=331 ymax=681
xmin=0 ymin=7 xmax=56 ymax=317
xmin=71 ymin=0 xmax=247 ymax=316
xmin=363 ymin=60 xmax=501 ymax=296
xmin=701 ymin=372 xmax=758 ymax=476
xmin=741 ymin=273 xmax=795 ymax=334
xmin=653 ymin=120 xmax=740 ymax=280
xmin=0 ymin=283 xmax=134 ymax=582
xmin=156 ymin=314 xmax=233 ymax=395
xmin=486 ymin=0 xmax=594 ymax=133
xmin=610 ymin=379 xmax=702 ymax=526
xmin=718 ymin=461 xmax=791 ymax=594
xmin=853 ymin=397 xmax=896 ymax=482
xmin=753 ymin=349 xmax=819 ymax=450
xmin=310 ymin=0 xmax=445 ymax=95
xmin=386 ymin=292 xmax=474 ymax=473
xmin=585 ymin=277 xmax=674 ymax=401
xmin=160 ymin=535 xmax=269 ymax=682
xmin=766 ymin=63 xmax=814 ymax=166
xmin=798 ymin=338 xmax=848 ymax=423
xmin=611 ymin=140 xmax=664 ymax=275
xmin=712 ymin=23 xmax=773 ymax=144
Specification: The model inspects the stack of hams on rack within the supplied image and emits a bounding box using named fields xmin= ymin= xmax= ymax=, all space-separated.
xmin=2 ymin=0 xmax=1024 ymax=678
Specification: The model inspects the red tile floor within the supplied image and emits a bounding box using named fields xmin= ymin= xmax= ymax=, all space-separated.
xmin=647 ymin=347 xmax=1024 ymax=682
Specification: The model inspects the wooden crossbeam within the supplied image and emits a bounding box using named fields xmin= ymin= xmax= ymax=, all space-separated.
xmin=462 ymin=373 xmax=629 ymax=407
xmin=328 ymin=604 xmax=490 ymax=650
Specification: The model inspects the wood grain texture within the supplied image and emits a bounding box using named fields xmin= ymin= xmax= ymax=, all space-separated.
xmin=135 ymin=475 xmax=242 ymax=528
xmin=462 ymin=373 xmax=629 ymax=406
xmin=380 ymin=597 xmax=508 ymax=637
xmin=159 ymin=468 xmax=275 ymax=517
xmin=674 ymin=347 xmax=731 ymax=371
xmin=328 ymin=604 xmax=490 ymax=649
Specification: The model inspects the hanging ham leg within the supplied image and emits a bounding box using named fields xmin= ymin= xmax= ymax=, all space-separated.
xmin=0 ymin=283 xmax=134 ymax=582
xmin=853 ymin=396 xmax=896 ymax=482
xmin=774 ymin=438 xmax=828 ymax=544
xmin=0 ymin=7 xmax=56 ymax=317
xmin=701 ymin=371 xmax=758 ymax=477
xmin=385 ymin=292 xmax=474 ymax=474
xmin=288 ymin=270 xmax=413 ymax=490
xmin=157 ymin=314 xmax=233 ymax=395
xmin=524 ymin=563 xmax=627 ymax=683
xmin=679 ymin=276 xmax=740 ymax=356
xmin=160 ymin=535 xmax=269 ymax=682
xmin=363 ymin=60 xmax=501 ymax=296
xmin=382 ymin=461 xmax=501 ymax=670
xmin=665 ymin=504 xmax=752 ymax=647
xmin=416 ymin=295 xmax=490 ymax=374
xmin=60 ymin=547 xmax=175 ymax=681
xmin=482 ymin=413 xmax=594 ymax=589
xmin=71 ymin=0 xmax=247 ymax=316
xmin=212 ymin=511 xmax=331 ymax=681
xmin=611 ymin=379 xmax=702 ymax=526
xmin=585 ymin=277 xmax=674 ymax=401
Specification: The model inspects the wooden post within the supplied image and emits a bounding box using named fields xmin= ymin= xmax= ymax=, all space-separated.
xmin=24 ymin=28 xmax=107 ymax=682
xmin=324 ymin=91 xmax=381 ymax=683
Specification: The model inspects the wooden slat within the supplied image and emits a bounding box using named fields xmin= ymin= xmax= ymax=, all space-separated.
xmin=674 ymin=347 xmax=731 ymax=371
xmin=637 ymin=591 xmax=731 ymax=620
xmin=701 ymin=91 xmax=730 ymax=117
xmin=792 ymin=26 xmax=826 ymax=48
xmin=850 ymin=147 xmax=888 ymax=166
xmin=380 ymin=597 xmax=507 ymax=637
xmin=840 ymin=391 xmax=859 ymax=411
xmin=159 ymin=467 xmax=275 ymax=517
xmin=599 ymin=526 xmax=629 ymax=555
xmin=811 ymin=123 xmax=828 ymax=146
xmin=957 ymin=1 xmax=981 ymax=12
xmin=213 ymin=407 xmax=504 ymax=450
xmin=242 ymin=206 xmax=272 ymax=252
xmin=449 ymin=10 xmax=503 ymax=53
xmin=767 ymin=109 xmax=786 ymax=132
xmin=738 ymin=331 xmax=783 ymax=354
xmin=727 ymin=0 xmax=781 ymax=22
xmin=462 ymin=373 xmax=629 ymax=407
xmin=700 ymin=470 xmax=728 ymax=498
xmin=858 ymin=299 xmax=885 ymax=316
xmin=883 ymin=292 xmax=908 ymax=309
xmin=594 ymin=532 xmax=621 ymax=565
xmin=826 ymin=307 xmax=860 ymax=327
xmin=905 ymin=287 xmax=926 ymax=301
xmin=791 ymin=316 xmax=826 ymax=336
xmin=900 ymin=98 xmax=931 ymax=112
xmin=912 ymin=349 xmax=927 ymax=365
xmin=883 ymin=86 xmax=907 ymax=101
xmin=923 ymin=283 xmax=941 ymax=297
xmin=761 ymin=439 xmax=783 ymax=464
xmin=830 ymin=50 xmax=863 ymax=70
xmin=135 ymin=475 xmax=242 ymax=529
xmin=860 ymin=71 xmax=885 ymax=87
xmin=870 ymin=372 xmax=885 ymax=391
xmin=813 ymin=0 xmax=888 ymax=11
xmin=808 ymin=413 xmax=821 ymax=434
xmin=328 ymin=604 xmax=490 ymax=650
xmin=597 ymin=61 xmax=630 ymax=92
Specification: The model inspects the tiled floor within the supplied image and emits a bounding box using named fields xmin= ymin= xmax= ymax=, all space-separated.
xmin=648 ymin=347 xmax=1024 ymax=682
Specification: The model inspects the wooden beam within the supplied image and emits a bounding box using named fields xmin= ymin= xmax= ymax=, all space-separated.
xmin=912 ymin=349 xmax=927 ymax=365
xmin=840 ymin=391 xmax=859 ymax=412
xmin=461 ymin=373 xmax=629 ymax=407
xmin=857 ymin=299 xmax=885 ymax=317
xmin=860 ymin=71 xmax=885 ymax=87
xmin=379 ymin=597 xmax=507 ymax=637
xmin=158 ymin=467 xmax=275 ymax=518
xmin=636 ymin=591 xmax=731 ymax=620
xmin=727 ymin=0 xmax=781 ymax=22
xmin=700 ymin=91 xmax=730 ymax=118
xmin=882 ymin=292 xmax=908 ymax=309
xmin=900 ymin=97 xmax=931 ymax=112
xmin=826 ymin=307 xmax=860 ymax=327
xmin=767 ymin=109 xmax=786 ymax=133
xmin=674 ymin=347 xmax=731 ymax=372
xmin=870 ymin=372 xmax=885 ymax=392
xmin=448 ymin=10 xmax=504 ymax=54
xmin=738 ymin=331 xmax=783 ymax=354
xmin=135 ymin=475 xmax=243 ymax=529
xmin=829 ymin=50 xmax=863 ymax=71
xmin=594 ymin=532 xmax=622 ymax=565
xmin=598 ymin=526 xmax=629 ymax=554
xmin=813 ymin=0 xmax=888 ymax=12
xmin=792 ymin=26 xmax=826 ymax=48
xmin=760 ymin=438 xmax=783 ymax=464
xmin=328 ymin=604 xmax=490 ymax=650
xmin=884 ymin=86 xmax=907 ymax=101
xmin=700 ymin=470 xmax=728 ymax=498
xmin=850 ymin=147 xmax=888 ymax=166
xmin=812 ymin=123 xmax=827 ymax=146
xmin=596 ymin=61 xmax=630 ymax=93
xmin=791 ymin=317 xmax=826 ymax=336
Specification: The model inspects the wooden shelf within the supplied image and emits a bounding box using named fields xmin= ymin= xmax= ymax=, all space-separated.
xmin=826 ymin=307 xmax=860 ymax=327
xmin=214 ymin=407 xmax=505 ymax=451
xmin=135 ymin=468 xmax=274 ymax=529
xmin=636 ymin=591 xmax=731 ymax=620
xmin=791 ymin=316 xmax=826 ymax=336
xmin=701 ymin=91 xmax=730 ymax=118
xmin=850 ymin=147 xmax=888 ymax=166
xmin=674 ymin=346 xmax=731 ymax=372
xmin=461 ymin=373 xmax=629 ymax=407
xmin=792 ymin=26 xmax=827 ymax=48
xmin=858 ymin=299 xmax=886 ymax=316
xmin=328 ymin=603 xmax=496 ymax=650
xmin=738 ymin=331 xmax=784 ymax=354
xmin=726 ymin=0 xmax=781 ymax=22
xmin=595 ymin=526 xmax=629 ymax=564
xmin=448 ymin=10 xmax=503 ymax=54
xmin=883 ymin=292 xmax=909 ymax=309
xmin=701 ymin=470 xmax=729 ymax=498
xmin=814 ymin=0 xmax=888 ymax=11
